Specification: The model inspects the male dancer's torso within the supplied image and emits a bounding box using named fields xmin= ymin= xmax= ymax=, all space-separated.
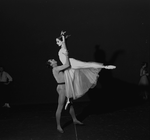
xmin=52 ymin=68 xmax=65 ymax=92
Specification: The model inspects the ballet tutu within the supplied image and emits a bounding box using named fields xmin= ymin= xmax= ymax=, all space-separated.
xmin=58 ymin=48 xmax=103 ymax=99
xmin=64 ymin=67 xmax=101 ymax=99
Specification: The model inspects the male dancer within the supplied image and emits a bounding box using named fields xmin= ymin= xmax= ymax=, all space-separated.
xmin=48 ymin=57 xmax=83 ymax=133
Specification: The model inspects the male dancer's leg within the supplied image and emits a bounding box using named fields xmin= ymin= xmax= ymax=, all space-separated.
xmin=56 ymin=89 xmax=66 ymax=133
xmin=69 ymin=99 xmax=83 ymax=125
xmin=69 ymin=105 xmax=83 ymax=125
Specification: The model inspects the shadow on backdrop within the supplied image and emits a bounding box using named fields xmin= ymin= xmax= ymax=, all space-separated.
xmin=77 ymin=44 xmax=147 ymax=122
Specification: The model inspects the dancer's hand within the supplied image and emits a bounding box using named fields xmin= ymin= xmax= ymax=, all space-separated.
xmin=146 ymin=73 xmax=149 ymax=76
xmin=61 ymin=31 xmax=71 ymax=39
xmin=61 ymin=31 xmax=66 ymax=36
xmin=65 ymin=34 xmax=71 ymax=39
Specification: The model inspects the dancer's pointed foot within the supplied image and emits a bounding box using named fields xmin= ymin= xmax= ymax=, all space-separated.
xmin=73 ymin=120 xmax=84 ymax=125
xmin=104 ymin=65 xmax=116 ymax=69
xmin=65 ymin=98 xmax=70 ymax=110
xmin=57 ymin=126 xmax=64 ymax=133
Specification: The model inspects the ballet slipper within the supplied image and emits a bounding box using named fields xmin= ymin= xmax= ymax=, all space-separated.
xmin=73 ymin=120 xmax=84 ymax=125
xmin=57 ymin=127 xmax=64 ymax=133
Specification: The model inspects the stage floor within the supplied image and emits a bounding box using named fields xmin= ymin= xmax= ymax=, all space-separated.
xmin=0 ymin=101 xmax=149 ymax=140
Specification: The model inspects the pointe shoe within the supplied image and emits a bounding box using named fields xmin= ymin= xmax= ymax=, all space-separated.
xmin=65 ymin=98 xmax=70 ymax=110
xmin=104 ymin=65 xmax=116 ymax=69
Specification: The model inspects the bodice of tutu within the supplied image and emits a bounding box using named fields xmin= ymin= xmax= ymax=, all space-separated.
xmin=58 ymin=48 xmax=68 ymax=65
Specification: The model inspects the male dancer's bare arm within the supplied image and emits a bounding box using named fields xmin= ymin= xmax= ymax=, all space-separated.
xmin=56 ymin=54 xmax=70 ymax=71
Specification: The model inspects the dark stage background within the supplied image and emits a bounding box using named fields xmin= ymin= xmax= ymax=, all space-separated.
xmin=0 ymin=0 xmax=149 ymax=105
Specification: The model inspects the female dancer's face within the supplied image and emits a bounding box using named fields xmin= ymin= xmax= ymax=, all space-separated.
xmin=56 ymin=38 xmax=62 ymax=47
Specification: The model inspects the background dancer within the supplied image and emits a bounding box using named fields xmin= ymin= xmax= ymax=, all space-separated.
xmin=138 ymin=62 xmax=149 ymax=100
xmin=0 ymin=67 xmax=13 ymax=108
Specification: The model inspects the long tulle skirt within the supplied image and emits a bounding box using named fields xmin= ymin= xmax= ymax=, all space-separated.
xmin=64 ymin=58 xmax=103 ymax=100
xmin=69 ymin=58 xmax=104 ymax=69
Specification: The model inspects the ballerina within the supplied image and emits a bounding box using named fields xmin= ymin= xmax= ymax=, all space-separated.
xmin=56 ymin=31 xmax=116 ymax=109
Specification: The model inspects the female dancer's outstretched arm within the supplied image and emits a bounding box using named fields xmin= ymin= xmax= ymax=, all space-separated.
xmin=60 ymin=31 xmax=67 ymax=49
